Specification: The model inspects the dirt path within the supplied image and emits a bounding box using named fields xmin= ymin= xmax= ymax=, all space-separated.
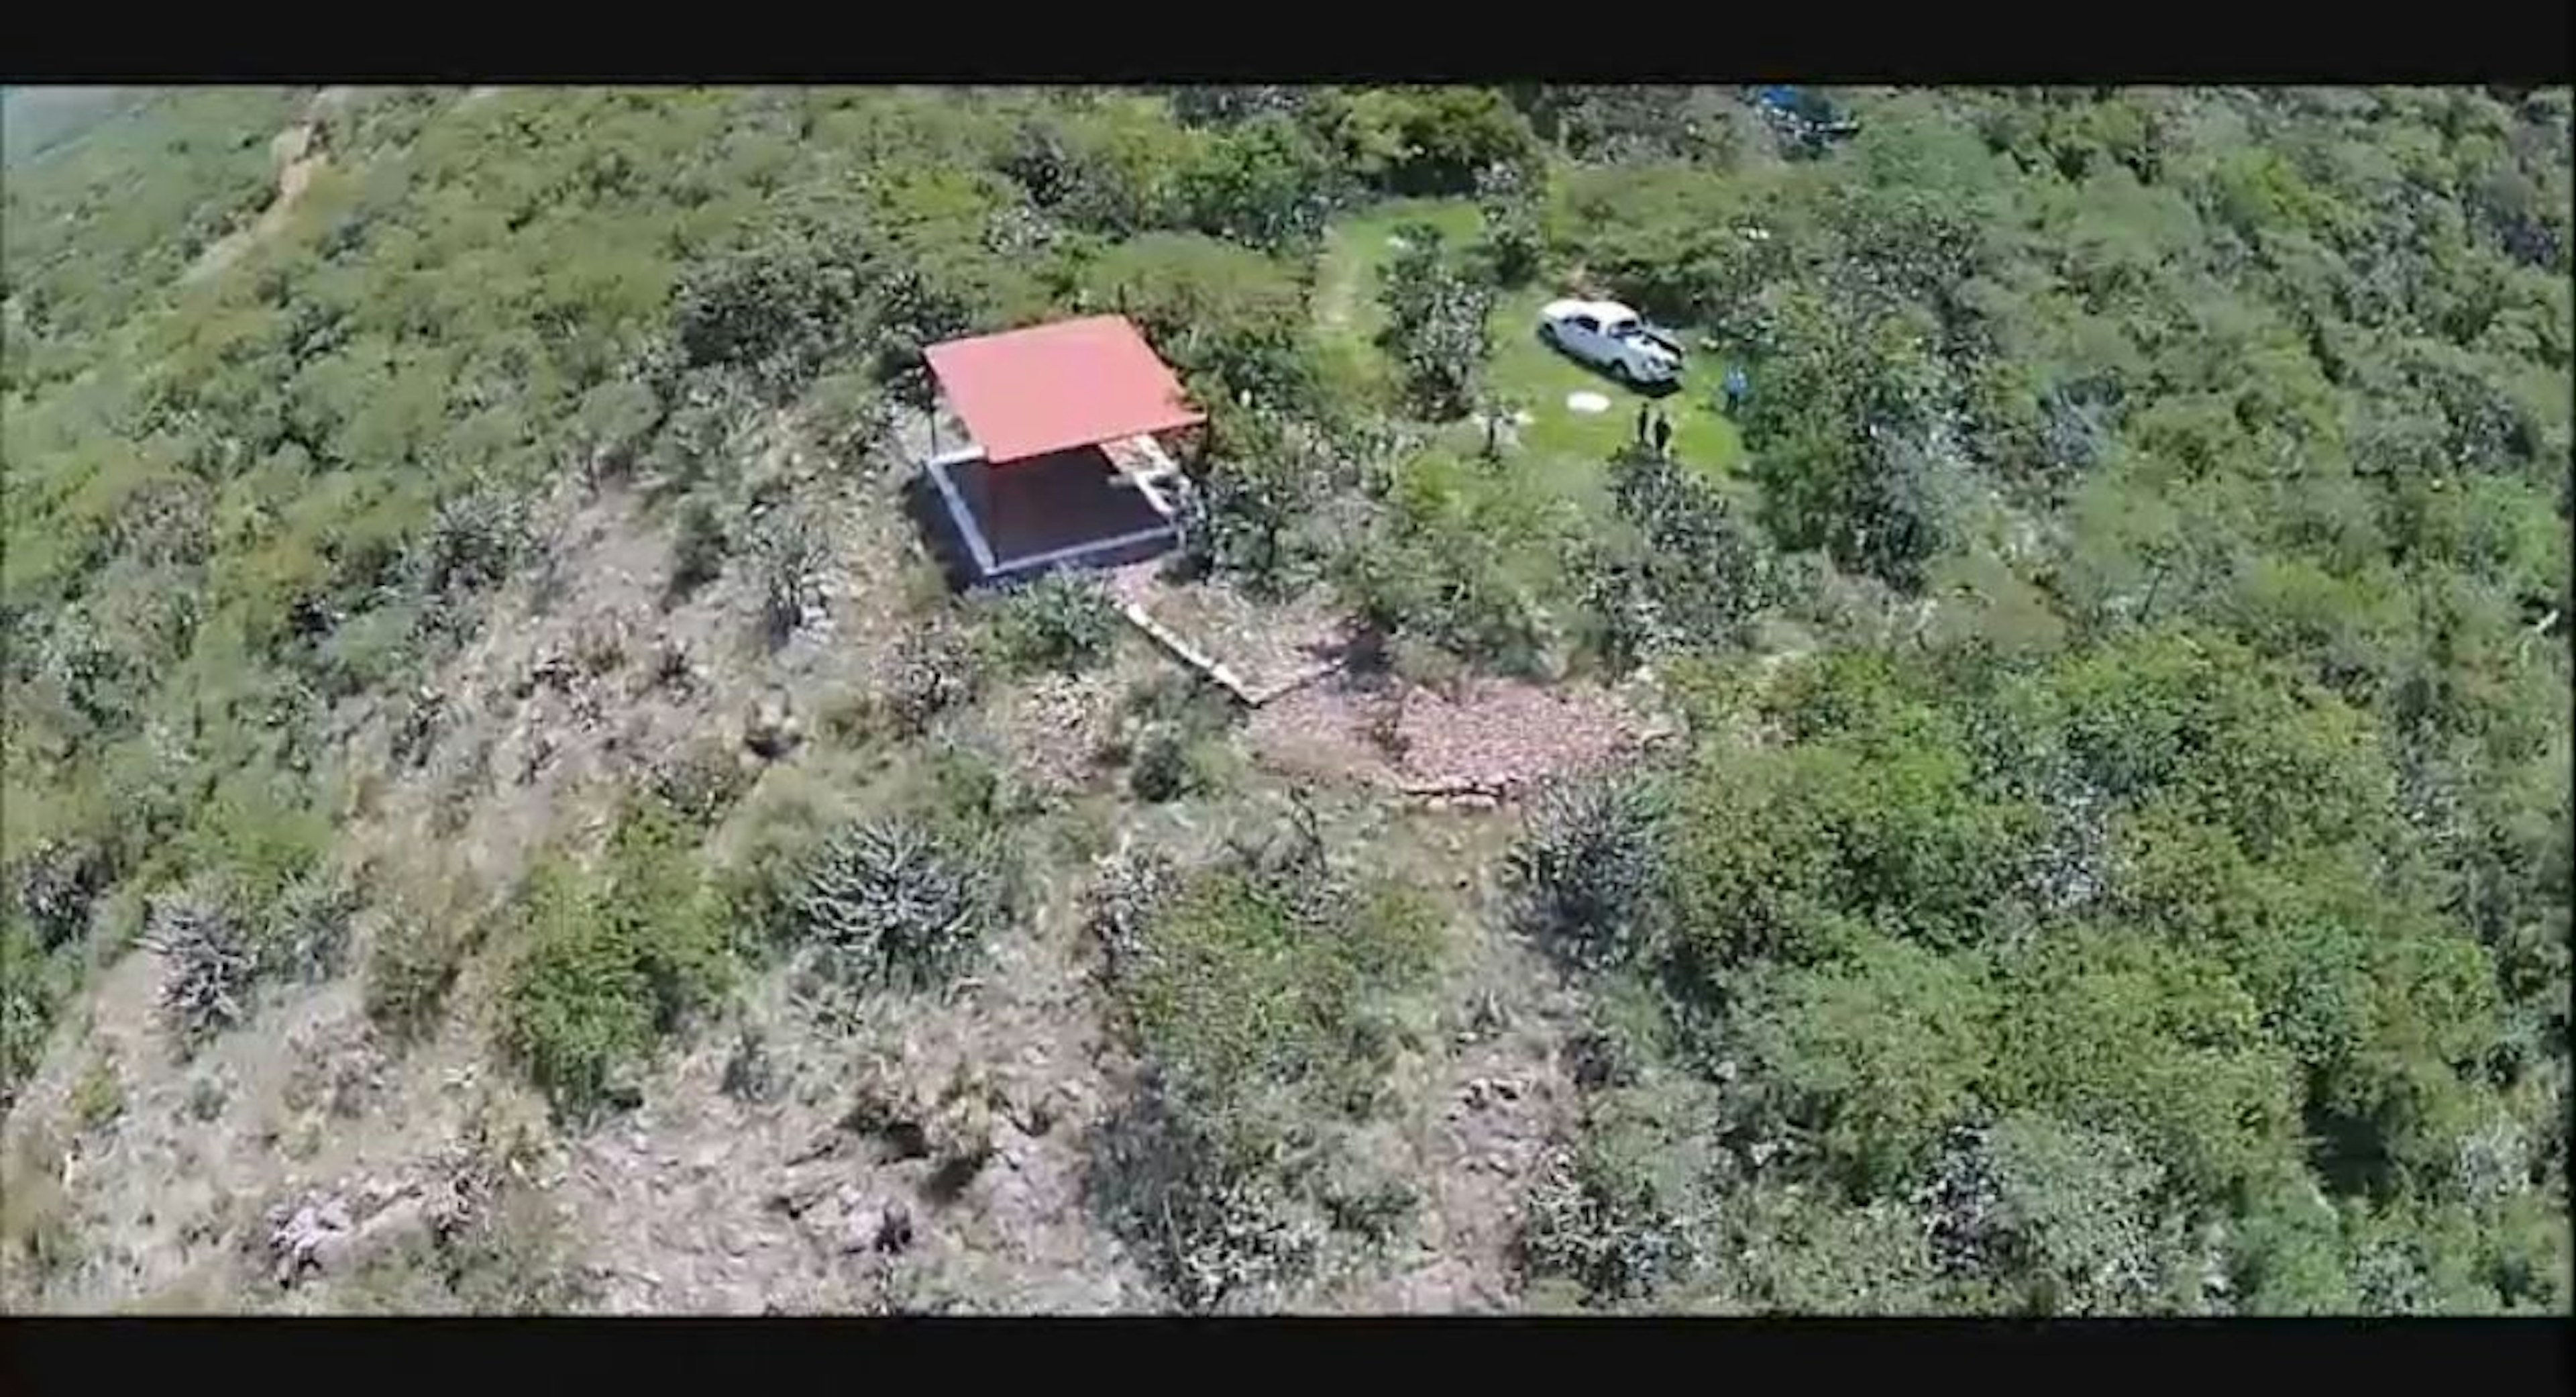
xmin=1293 ymin=807 xmax=1583 ymax=1312
xmin=179 ymin=87 xmax=356 ymax=287
xmin=180 ymin=129 xmax=321 ymax=285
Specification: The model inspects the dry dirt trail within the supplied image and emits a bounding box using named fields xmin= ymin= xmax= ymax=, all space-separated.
xmin=179 ymin=86 xmax=356 ymax=287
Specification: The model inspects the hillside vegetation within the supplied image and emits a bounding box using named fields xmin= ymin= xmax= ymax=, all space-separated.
xmin=1 ymin=85 xmax=2567 ymax=1314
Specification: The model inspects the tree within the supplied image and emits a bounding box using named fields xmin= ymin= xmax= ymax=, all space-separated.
xmin=1603 ymin=446 xmax=1776 ymax=652
xmin=1521 ymin=86 xmax=1750 ymax=167
xmin=1178 ymin=401 xmax=1348 ymax=598
xmin=669 ymin=229 xmax=866 ymax=405
xmin=1922 ymin=1113 xmax=2197 ymax=1315
xmin=1338 ymin=447 xmax=1575 ymax=674
xmin=1375 ymin=223 xmax=1494 ymax=420
xmin=1080 ymin=232 xmax=1314 ymax=409
xmin=1733 ymin=936 xmax=2001 ymax=1195
xmin=1737 ymin=289 xmax=1959 ymax=591
xmin=1176 ymin=113 xmax=1342 ymax=254
xmin=1473 ymin=160 xmax=1544 ymax=288
xmin=1313 ymin=87 xmax=1540 ymax=197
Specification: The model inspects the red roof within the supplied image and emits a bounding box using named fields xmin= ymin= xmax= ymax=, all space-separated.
xmin=924 ymin=315 xmax=1205 ymax=466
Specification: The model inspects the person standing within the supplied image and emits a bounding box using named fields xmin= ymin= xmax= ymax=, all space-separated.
xmin=1635 ymin=400 xmax=1652 ymax=446
xmin=1650 ymin=409 xmax=1674 ymax=459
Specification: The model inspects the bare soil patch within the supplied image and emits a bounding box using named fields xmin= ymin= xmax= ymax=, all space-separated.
xmin=1102 ymin=564 xmax=1354 ymax=705
xmin=1248 ymin=673 xmax=1668 ymax=801
xmin=179 ymin=91 xmax=350 ymax=287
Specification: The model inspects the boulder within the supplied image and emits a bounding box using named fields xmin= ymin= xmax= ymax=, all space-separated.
xmin=744 ymin=688 xmax=802 ymax=759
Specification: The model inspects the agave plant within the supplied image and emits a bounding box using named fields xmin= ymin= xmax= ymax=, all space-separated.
xmin=792 ymin=817 xmax=1002 ymax=992
xmin=1505 ymin=766 xmax=1672 ymax=972
xmin=140 ymin=886 xmax=256 ymax=1049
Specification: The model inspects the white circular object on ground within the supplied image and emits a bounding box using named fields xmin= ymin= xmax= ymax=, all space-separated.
xmin=1565 ymin=391 xmax=1611 ymax=414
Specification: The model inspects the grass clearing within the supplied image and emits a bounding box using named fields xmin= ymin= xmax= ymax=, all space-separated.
xmin=1315 ymin=198 xmax=1748 ymax=511
xmin=1472 ymin=298 xmax=1747 ymax=490
xmin=1314 ymin=198 xmax=1486 ymax=376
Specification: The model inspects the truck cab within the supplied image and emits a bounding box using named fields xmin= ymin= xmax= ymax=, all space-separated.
xmin=1539 ymin=298 xmax=1684 ymax=386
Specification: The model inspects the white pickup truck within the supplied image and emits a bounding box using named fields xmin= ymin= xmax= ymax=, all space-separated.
xmin=1538 ymin=298 xmax=1685 ymax=386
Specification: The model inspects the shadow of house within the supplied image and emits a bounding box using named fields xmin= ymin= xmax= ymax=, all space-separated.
xmin=908 ymin=316 xmax=1205 ymax=591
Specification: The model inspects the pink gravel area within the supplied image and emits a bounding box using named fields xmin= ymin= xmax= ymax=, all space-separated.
xmin=1249 ymin=676 xmax=1648 ymax=796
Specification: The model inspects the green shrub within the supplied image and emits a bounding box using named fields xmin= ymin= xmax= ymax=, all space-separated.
xmin=142 ymin=885 xmax=256 ymax=1049
xmin=647 ymin=741 xmax=754 ymax=830
xmin=720 ymin=1024 xmax=780 ymax=1104
xmin=1120 ymin=666 xmax=1241 ymax=739
xmin=1321 ymin=1166 xmax=1421 ymax=1243
xmin=665 ymin=497 xmax=729 ymax=603
xmin=0 ymin=917 xmax=76 ymax=1112
xmin=185 ymin=1071 xmax=229 ymax=1123
xmin=260 ymin=870 xmax=363 ymax=986
xmin=69 ymin=1053 xmax=124 ymax=1135
xmin=644 ymin=369 xmax=758 ymax=496
xmin=982 ymin=572 xmax=1120 ymax=675
xmin=671 ymin=231 xmax=868 ymax=405
xmin=1093 ymin=1080 xmax=1322 ymax=1311
xmin=1317 ymin=86 xmax=1538 ymax=197
xmin=501 ymin=863 xmax=657 ymax=1117
xmin=164 ymin=784 xmax=331 ymax=917
xmin=1093 ymin=838 xmax=1443 ymax=1309
xmin=415 ymin=487 xmax=527 ymax=605
xmin=1521 ymin=1081 xmax=1720 ymax=1305
xmin=10 ymin=837 xmax=107 ymax=952
xmin=364 ymin=913 xmax=466 ymax=1047
xmin=1 ymin=1125 xmax=79 ymax=1290
xmin=751 ymin=505 xmax=829 ymax=647
xmin=437 ymin=1180 xmax=596 ymax=1316
xmin=1695 ymin=1180 xmax=1949 ymax=1315
xmin=911 ymin=733 xmax=1043 ymax=833
xmin=1127 ymin=725 xmax=1201 ymax=803
xmin=500 ymin=804 xmax=733 ymax=1119
xmin=1079 ymin=233 xmax=1316 ymax=403
xmin=879 ymin=621 xmax=983 ymax=735
xmin=1110 ymin=856 xmax=1440 ymax=1133
xmin=1920 ymin=1113 xmax=2194 ymax=1316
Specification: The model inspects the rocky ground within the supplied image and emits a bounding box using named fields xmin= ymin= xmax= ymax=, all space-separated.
xmin=1 ymin=420 xmax=1629 ymax=1315
xmin=1248 ymin=670 xmax=1674 ymax=802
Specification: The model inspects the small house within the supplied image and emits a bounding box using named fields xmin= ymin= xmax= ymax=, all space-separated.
xmin=912 ymin=315 xmax=1205 ymax=588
